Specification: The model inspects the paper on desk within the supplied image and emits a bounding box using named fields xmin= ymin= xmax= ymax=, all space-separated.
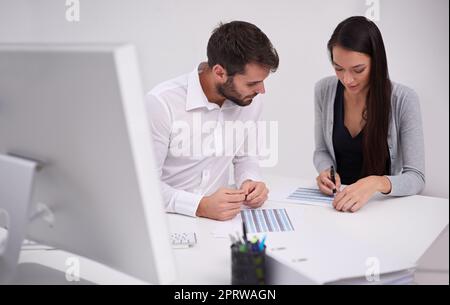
xmin=269 ymin=185 xmax=347 ymax=207
xmin=285 ymin=187 xmax=334 ymax=206
xmin=211 ymin=207 xmax=295 ymax=238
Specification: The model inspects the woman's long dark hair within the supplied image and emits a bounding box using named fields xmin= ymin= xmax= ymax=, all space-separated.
xmin=328 ymin=16 xmax=392 ymax=177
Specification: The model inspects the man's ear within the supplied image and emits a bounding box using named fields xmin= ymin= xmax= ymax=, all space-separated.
xmin=211 ymin=64 xmax=227 ymax=83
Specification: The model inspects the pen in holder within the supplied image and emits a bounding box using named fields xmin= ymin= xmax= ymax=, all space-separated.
xmin=230 ymin=222 xmax=266 ymax=285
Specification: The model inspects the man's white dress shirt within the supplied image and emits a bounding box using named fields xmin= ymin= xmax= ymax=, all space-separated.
xmin=145 ymin=65 xmax=263 ymax=217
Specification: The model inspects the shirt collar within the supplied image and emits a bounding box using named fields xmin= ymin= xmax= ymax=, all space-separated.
xmin=186 ymin=66 xmax=218 ymax=111
xmin=186 ymin=64 xmax=239 ymax=112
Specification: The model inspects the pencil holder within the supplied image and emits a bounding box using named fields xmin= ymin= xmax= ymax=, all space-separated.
xmin=231 ymin=244 xmax=266 ymax=285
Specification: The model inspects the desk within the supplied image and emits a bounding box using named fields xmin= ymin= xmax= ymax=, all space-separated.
xmin=16 ymin=175 xmax=449 ymax=284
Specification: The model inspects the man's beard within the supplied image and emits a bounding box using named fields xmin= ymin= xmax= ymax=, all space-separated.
xmin=217 ymin=77 xmax=256 ymax=107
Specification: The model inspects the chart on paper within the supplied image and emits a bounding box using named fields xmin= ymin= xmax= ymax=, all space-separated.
xmin=241 ymin=208 xmax=294 ymax=233
xmin=286 ymin=187 xmax=334 ymax=206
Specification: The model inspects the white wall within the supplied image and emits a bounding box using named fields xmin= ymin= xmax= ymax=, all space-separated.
xmin=0 ymin=0 xmax=448 ymax=198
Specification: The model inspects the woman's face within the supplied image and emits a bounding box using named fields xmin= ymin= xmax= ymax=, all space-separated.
xmin=332 ymin=45 xmax=371 ymax=95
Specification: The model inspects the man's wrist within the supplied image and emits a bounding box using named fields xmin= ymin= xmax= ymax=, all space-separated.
xmin=196 ymin=196 xmax=209 ymax=217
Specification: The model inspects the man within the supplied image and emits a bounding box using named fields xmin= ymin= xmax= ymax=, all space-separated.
xmin=146 ymin=21 xmax=279 ymax=220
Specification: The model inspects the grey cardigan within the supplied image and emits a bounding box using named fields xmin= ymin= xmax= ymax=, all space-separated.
xmin=313 ymin=76 xmax=425 ymax=196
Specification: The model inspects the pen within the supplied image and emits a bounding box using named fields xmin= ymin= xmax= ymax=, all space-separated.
xmin=330 ymin=165 xmax=336 ymax=194
xmin=251 ymin=240 xmax=259 ymax=252
xmin=239 ymin=243 xmax=248 ymax=253
xmin=258 ymin=235 xmax=266 ymax=252
xmin=242 ymin=220 xmax=248 ymax=243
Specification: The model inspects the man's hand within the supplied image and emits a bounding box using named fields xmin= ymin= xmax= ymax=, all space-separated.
xmin=196 ymin=187 xmax=246 ymax=221
xmin=240 ymin=180 xmax=269 ymax=208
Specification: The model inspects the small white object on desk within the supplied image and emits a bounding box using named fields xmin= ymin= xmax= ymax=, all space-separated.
xmin=171 ymin=232 xmax=197 ymax=249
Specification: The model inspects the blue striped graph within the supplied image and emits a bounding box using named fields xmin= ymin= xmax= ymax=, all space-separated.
xmin=241 ymin=209 xmax=294 ymax=233
xmin=287 ymin=187 xmax=333 ymax=205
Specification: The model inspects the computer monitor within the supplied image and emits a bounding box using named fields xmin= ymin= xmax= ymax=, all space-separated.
xmin=0 ymin=44 xmax=176 ymax=284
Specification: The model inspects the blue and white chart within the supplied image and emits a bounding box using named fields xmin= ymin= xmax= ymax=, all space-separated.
xmin=286 ymin=187 xmax=334 ymax=207
xmin=241 ymin=208 xmax=294 ymax=233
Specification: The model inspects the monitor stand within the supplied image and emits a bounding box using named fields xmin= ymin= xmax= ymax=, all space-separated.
xmin=0 ymin=154 xmax=96 ymax=285
xmin=0 ymin=154 xmax=37 ymax=284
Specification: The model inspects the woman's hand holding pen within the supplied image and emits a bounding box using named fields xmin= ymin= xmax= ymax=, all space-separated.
xmin=318 ymin=167 xmax=389 ymax=212
xmin=316 ymin=169 xmax=341 ymax=196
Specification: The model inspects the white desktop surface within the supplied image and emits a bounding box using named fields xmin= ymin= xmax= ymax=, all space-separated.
xmin=15 ymin=175 xmax=449 ymax=284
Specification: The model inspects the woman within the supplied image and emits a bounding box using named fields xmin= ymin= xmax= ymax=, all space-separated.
xmin=314 ymin=16 xmax=425 ymax=212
